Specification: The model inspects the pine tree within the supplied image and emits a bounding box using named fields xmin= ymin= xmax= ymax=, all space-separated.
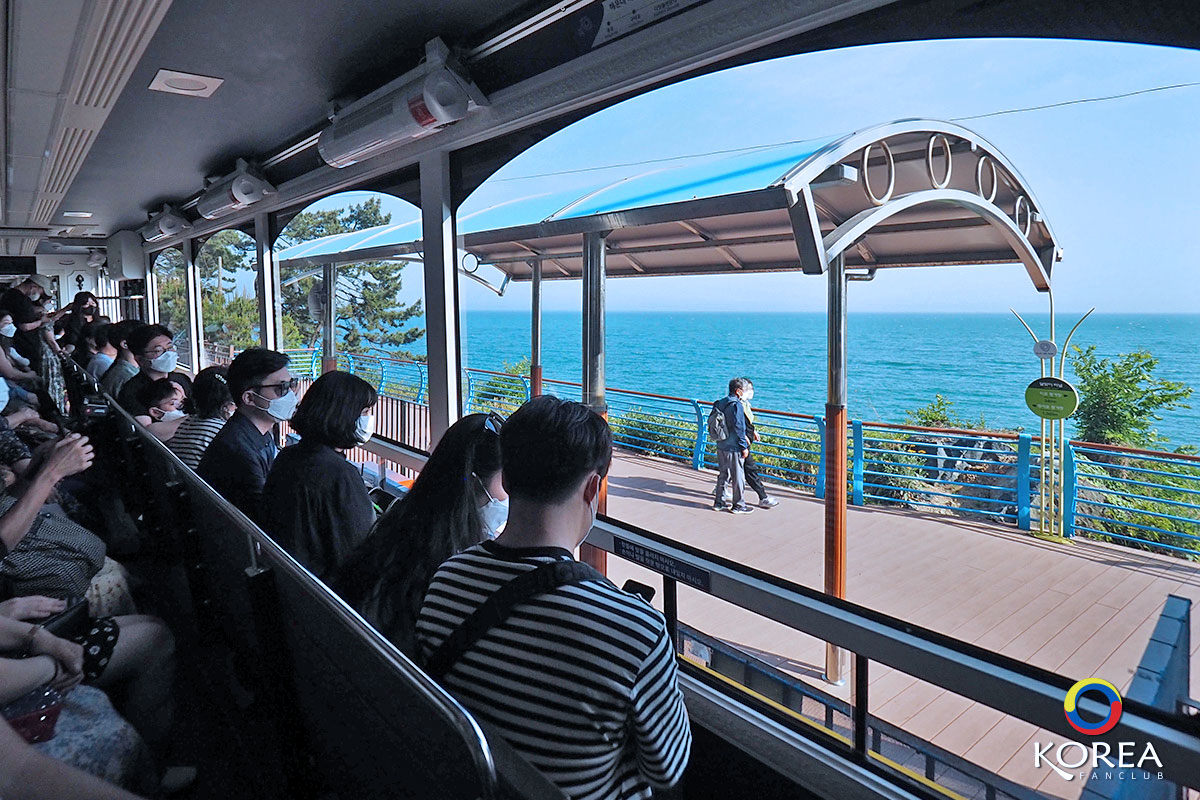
xmin=277 ymin=198 xmax=425 ymax=360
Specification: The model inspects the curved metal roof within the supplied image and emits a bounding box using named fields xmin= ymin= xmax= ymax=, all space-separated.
xmin=276 ymin=119 xmax=1062 ymax=291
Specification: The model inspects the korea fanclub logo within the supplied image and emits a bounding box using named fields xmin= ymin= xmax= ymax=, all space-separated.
xmin=1033 ymin=679 xmax=1163 ymax=783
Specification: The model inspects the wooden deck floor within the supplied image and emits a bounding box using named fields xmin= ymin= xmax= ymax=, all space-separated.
xmin=601 ymin=452 xmax=1200 ymax=799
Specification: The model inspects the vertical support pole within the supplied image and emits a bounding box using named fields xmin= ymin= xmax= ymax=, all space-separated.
xmin=530 ymin=258 xmax=543 ymax=397
xmin=144 ymin=250 xmax=159 ymax=324
xmin=824 ymin=253 xmax=848 ymax=685
xmin=183 ymin=238 xmax=205 ymax=370
xmin=581 ymin=230 xmax=609 ymax=575
xmin=851 ymin=420 xmax=865 ymax=506
xmin=815 ymin=417 xmax=826 ymax=499
xmin=1016 ymin=433 xmax=1032 ymax=530
xmin=321 ymin=262 xmax=336 ymax=374
xmin=420 ymin=150 xmax=463 ymax=445
xmin=852 ymin=653 xmax=869 ymax=756
xmin=254 ymin=212 xmax=283 ymax=351
xmin=663 ymin=577 xmax=678 ymax=648
xmin=1063 ymin=440 xmax=1076 ymax=538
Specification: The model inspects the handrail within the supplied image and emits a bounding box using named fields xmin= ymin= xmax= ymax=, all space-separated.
xmin=75 ymin=373 xmax=503 ymax=798
xmin=1073 ymin=440 xmax=1200 ymax=463
xmin=582 ymin=514 xmax=1200 ymax=789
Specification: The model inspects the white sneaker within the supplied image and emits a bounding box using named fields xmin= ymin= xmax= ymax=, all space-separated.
xmin=759 ymin=497 xmax=779 ymax=508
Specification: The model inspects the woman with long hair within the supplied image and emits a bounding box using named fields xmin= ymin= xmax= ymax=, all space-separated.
xmin=262 ymin=371 xmax=378 ymax=579
xmin=57 ymin=293 xmax=98 ymax=360
xmin=335 ymin=412 xmax=506 ymax=655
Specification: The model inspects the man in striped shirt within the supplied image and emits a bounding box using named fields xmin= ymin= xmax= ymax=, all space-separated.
xmin=416 ymin=396 xmax=691 ymax=799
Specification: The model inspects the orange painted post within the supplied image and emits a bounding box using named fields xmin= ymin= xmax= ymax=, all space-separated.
xmin=824 ymin=405 xmax=847 ymax=600
xmin=531 ymin=365 xmax=542 ymax=397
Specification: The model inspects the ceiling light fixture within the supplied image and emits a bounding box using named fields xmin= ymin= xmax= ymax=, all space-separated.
xmin=195 ymin=159 xmax=276 ymax=220
xmin=318 ymin=38 xmax=488 ymax=169
xmin=148 ymin=68 xmax=224 ymax=98
xmin=140 ymin=204 xmax=192 ymax=242
xmin=61 ymin=211 xmax=93 ymax=218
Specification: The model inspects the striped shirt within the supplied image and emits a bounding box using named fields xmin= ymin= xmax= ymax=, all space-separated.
xmin=416 ymin=541 xmax=691 ymax=800
xmin=166 ymin=415 xmax=227 ymax=470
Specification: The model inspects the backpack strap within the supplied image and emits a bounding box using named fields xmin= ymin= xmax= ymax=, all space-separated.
xmin=424 ymin=559 xmax=598 ymax=680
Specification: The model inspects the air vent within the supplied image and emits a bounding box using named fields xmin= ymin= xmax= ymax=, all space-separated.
xmin=73 ymin=0 xmax=173 ymax=109
xmin=40 ymin=128 xmax=95 ymax=199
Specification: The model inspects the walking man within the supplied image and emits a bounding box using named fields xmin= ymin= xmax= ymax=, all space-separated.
xmin=740 ymin=379 xmax=779 ymax=509
xmin=713 ymin=378 xmax=753 ymax=514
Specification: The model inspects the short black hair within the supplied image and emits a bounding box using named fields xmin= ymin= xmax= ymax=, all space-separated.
xmin=290 ymin=371 xmax=378 ymax=449
xmin=127 ymin=323 xmax=172 ymax=356
xmin=728 ymin=377 xmax=748 ymax=395
xmin=139 ymin=377 xmax=182 ymax=410
xmin=107 ymin=319 xmax=142 ymax=352
xmin=192 ymin=366 xmax=233 ymax=418
xmin=81 ymin=322 xmax=109 ymax=349
xmin=227 ymin=347 xmax=290 ymax=404
xmin=500 ymin=395 xmax=611 ymax=504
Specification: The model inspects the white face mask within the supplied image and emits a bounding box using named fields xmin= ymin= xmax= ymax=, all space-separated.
xmin=254 ymin=389 xmax=298 ymax=421
xmin=160 ymin=409 xmax=186 ymax=423
xmin=355 ymin=414 xmax=375 ymax=443
xmin=479 ymin=497 xmax=509 ymax=539
xmin=587 ymin=478 xmax=600 ymax=530
xmin=149 ymin=349 xmax=178 ymax=373
xmin=744 ymin=389 xmax=754 ymax=401
xmin=0 ymin=323 xmax=15 ymax=338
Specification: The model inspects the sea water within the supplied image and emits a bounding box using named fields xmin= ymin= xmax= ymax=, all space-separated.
xmin=459 ymin=311 xmax=1200 ymax=448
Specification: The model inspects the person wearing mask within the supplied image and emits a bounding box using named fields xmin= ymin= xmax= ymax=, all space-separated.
xmin=336 ymin=412 xmax=506 ymax=656
xmin=734 ymin=378 xmax=778 ymax=509
xmin=0 ymin=277 xmax=52 ymax=377
xmin=166 ymin=367 xmax=233 ymax=470
xmin=415 ymin=397 xmax=691 ymax=800
xmin=57 ymin=292 xmax=99 ymax=358
xmin=712 ymin=377 xmax=753 ymax=514
xmin=262 ymin=371 xmax=377 ymax=579
xmin=98 ymin=321 xmax=141 ymax=398
xmin=83 ymin=323 xmax=118 ymax=382
xmin=0 ymin=312 xmax=40 ymax=411
xmin=133 ymin=379 xmax=186 ymax=441
xmin=114 ymin=325 xmax=191 ymax=418
xmin=196 ymin=348 xmax=293 ymax=524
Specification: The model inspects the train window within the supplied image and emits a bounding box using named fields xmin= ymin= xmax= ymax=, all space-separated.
xmin=152 ymin=247 xmax=193 ymax=370
xmin=197 ymin=228 xmax=260 ymax=362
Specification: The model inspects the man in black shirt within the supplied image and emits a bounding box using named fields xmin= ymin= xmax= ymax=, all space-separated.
xmin=0 ymin=276 xmax=52 ymax=374
xmin=197 ymin=348 xmax=295 ymax=524
xmin=115 ymin=324 xmax=193 ymax=417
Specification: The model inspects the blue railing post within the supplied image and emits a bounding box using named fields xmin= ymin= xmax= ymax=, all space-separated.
xmin=851 ymin=420 xmax=865 ymax=506
xmin=691 ymin=400 xmax=706 ymax=471
xmin=815 ymin=416 xmax=826 ymax=499
xmin=521 ymin=376 xmax=531 ymax=404
xmin=1016 ymin=433 xmax=1032 ymax=531
xmin=415 ymin=362 xmax=426 ymax=403
xmin=1063 ymin=442 xmax=1077 ymax=539
xmin=464 ymin=370 xmax=476 ymax=414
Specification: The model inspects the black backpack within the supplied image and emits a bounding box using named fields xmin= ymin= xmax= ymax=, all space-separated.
xmin=707 ymin=399 xmax=730 ymax=442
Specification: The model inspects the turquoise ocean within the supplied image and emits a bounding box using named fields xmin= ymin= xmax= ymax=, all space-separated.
xmin=458 ymin=312 xmax=1200 ymax=448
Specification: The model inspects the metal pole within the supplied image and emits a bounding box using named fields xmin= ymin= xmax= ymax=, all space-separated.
xmin=581 ymin=231 xmax=609 ymax=575
xmin=254 ymin=212 xmax=283 ymax=351
xmin=824 ymin=253 xmax=848 ymax=685
xmin=321 ymin=262 xmax=336 ymax=374
xmin=531 ymin=258 xmax=543 ymax=397
xmin=420 ymin=150 xmax=463 ymax=445
xmin=182 ymin=238 xmax=205 ymax=369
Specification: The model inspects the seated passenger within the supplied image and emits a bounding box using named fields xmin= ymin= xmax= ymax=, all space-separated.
xmin=0 ymin=312 xmax=40 ymax=409
xmin=81 ymin=323 xmax=117 ymax=381
xmin=196 ymin=348 xmax=293 ymax=524
xmin=0 ymin=715 xmax=148 ymax=800
xmin=415 ymin=396 xmax=691 ymax=799
xmin=132 ymin=380 xmax=185 ymax=441
xmin=114 ymin=326 xmax=192 ymax=418
xmin=336 ymin=412 xmax=504 ymax=654
xmin=262 ymin=371 xmax=377 ymax=579
xmin=98 ymin=321 xmax=142 ymax=398
xmin=166 ymin=367 xmax=233 ymax=470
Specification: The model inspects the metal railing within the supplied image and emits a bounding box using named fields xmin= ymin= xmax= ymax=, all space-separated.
xmin=199 ymin=346 xmax=1200 ymax=560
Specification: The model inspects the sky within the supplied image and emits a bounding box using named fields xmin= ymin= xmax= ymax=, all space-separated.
xmin=304 ymin=37 xmax=1200 ymax=315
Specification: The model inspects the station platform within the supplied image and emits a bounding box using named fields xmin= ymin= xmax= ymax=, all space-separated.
xmin=602 ymin=451 xmax=1200 ymax=799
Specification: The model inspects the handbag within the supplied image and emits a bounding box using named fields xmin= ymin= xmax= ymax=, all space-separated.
xmin=1 ymin=685 xmax=63 ymax=744
xmin=41 ymin=596 xmax=89 ymax=641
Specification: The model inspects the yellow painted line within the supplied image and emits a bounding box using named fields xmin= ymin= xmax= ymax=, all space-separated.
xmin=680 ymin=655 xmax=969 ymax=800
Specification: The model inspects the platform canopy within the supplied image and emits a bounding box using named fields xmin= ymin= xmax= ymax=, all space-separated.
xmin=276 ymin=119 xmax=1062 ymax=291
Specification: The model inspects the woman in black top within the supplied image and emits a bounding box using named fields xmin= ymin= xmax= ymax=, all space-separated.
xmin=261 ymin=371 xmax=377 ymax=579
xmin=57 ymin=292 xmax=98 ymax=360
xmin=335 ymin=412 xmax=505 ymax=656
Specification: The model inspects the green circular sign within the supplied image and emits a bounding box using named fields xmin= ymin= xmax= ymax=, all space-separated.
xmin=1025 ymin=377 xmax=1079 ymax=420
